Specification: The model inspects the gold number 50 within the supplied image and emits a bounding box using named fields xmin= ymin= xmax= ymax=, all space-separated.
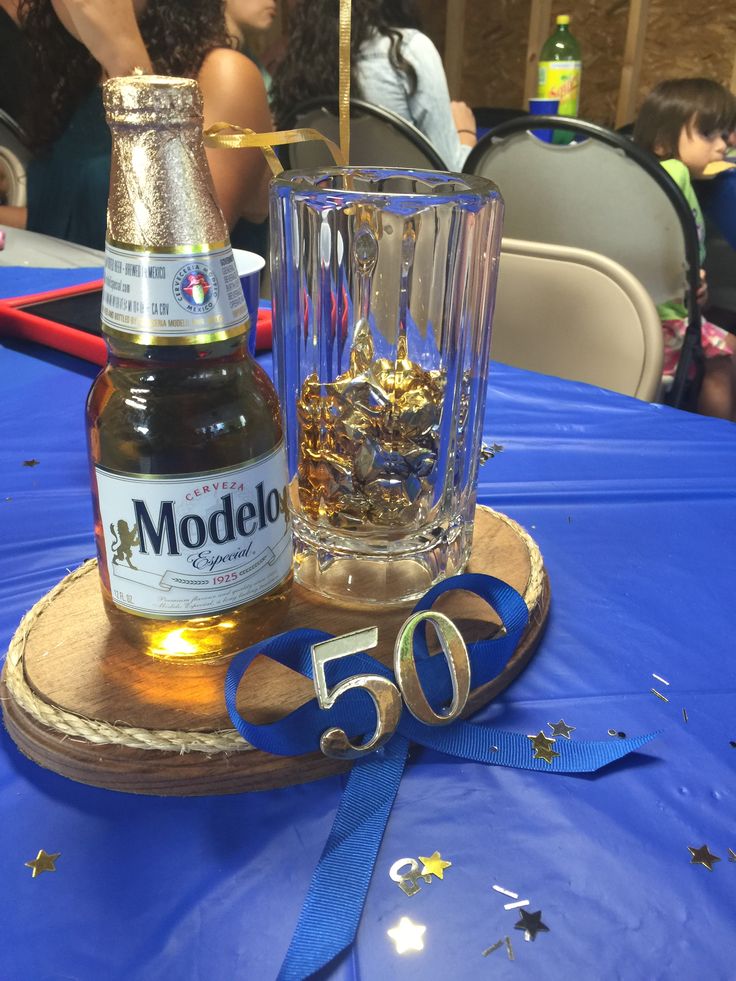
xmin=310 ymin=612 xmax=471 ymax=760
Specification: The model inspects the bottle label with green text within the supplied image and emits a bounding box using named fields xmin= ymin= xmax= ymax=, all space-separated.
xmin=538 ymin=60 xmax=581 ymax=116
xmin=96 ymin=447 xmax=292 ymax=619
xmin=102 ymin=242 xmax=248 ymax=340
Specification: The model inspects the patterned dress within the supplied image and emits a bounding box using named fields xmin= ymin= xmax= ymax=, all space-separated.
xmin=658 ymin=159 xmax=732 ymax=381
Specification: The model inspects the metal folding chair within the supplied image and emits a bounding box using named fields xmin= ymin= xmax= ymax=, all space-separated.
xmin=280 ymin=97 xmax=448 ymax=170
xmin=464 ymin=115 xmax=704 ymax=409
xmin=493 ymin=238 xmax=664 ymax=401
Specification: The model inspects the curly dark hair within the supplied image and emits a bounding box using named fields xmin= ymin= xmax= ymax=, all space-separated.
xmin=17 ymin=0 xmax=233 ymax=150
xmin=270 ymin=0 xmax=422 ymax=129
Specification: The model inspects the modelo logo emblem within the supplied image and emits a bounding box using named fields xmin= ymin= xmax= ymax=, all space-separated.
xmin=172 ymin=262 xmax=219 ymax=314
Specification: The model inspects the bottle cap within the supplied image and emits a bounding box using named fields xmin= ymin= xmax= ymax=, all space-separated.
xmin=556 ymin=14 xmax=571 ymax=24
xmin=103 ymin=74 xmax=203 ymax=126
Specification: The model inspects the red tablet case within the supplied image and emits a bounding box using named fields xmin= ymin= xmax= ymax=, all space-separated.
xmin=0 ymin=279 xmax=107 ymax=364
xmin=0 ymin=280 xmax=274 ymax=364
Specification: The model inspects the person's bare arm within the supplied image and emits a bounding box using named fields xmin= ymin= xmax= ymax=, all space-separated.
xmin=0 ymin=205 xmax=27 ymax=228
xmin=49 ymin=0 xmax=152 ymax=76
xmin=451 ymin=101 xmax=477 ymax=147
xmin=198 ymin=47 xmax=272 ymax=228
xmin=697 ymin=268 xmax=709 ymax=309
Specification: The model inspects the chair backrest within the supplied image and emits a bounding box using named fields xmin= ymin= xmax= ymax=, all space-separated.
xmin=492 ymin=237 xmax=664 ymax=401
xmin=464 ymin=115 xmax=702 ymax=408
xmin=281 ymin=97 xmax=448 ymax=171
xmin=0 ymin=109 xmax=29 ymax=207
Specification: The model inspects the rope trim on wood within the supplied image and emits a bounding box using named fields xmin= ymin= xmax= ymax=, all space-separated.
xmin=3 ymin=507 xmax=544 ymax=755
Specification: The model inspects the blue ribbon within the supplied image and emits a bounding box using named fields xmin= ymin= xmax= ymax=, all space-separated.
xmin=225 ymin=573 xmax=658 ymax=980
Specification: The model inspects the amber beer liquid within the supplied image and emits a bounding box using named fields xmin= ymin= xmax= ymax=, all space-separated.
xmin=86 ymin=74 xmax=292 ymax=662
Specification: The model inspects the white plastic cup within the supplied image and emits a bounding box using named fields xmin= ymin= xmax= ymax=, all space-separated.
xmin=233 ymin=249 xmax=266 ymax=355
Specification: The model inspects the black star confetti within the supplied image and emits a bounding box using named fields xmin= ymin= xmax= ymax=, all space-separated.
xmin=514 ymin=908 xmax=550 ymax=941
xmin=688 ymin=845 xmax=721 ymax=870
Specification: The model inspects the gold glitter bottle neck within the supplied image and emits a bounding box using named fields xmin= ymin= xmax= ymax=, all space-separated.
xmin=104 ymin=73 xmax=203 ymax=125
xmin=104 ymin=75 xmax=227 ymax=250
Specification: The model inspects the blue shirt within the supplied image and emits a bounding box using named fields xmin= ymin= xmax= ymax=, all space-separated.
xmin=354 ymin=29 xmax=470 ymax=171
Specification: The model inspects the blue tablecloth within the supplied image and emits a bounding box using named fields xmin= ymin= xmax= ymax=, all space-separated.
xmin=1 ymin=267 xmax=735 ymax=980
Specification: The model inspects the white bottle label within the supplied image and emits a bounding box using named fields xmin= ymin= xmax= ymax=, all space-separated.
xmin=96 ymin=447 xmax=292 ymax=619
xmin=102 ymin=242 xmax=248 ymax=338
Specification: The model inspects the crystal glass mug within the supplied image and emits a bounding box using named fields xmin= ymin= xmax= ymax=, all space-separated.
xmin=270 ymin=167 xmax=504 ymax=606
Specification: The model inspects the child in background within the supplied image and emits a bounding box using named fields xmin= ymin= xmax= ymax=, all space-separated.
xmin=633 ymin=77 xmax=736 ymax=421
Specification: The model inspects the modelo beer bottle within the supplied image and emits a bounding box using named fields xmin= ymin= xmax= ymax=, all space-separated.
xmin=86 ymin=74 xmax=292 ymax=662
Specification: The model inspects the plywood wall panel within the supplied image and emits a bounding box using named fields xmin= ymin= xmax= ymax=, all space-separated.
xmin=418 ymin=0 xmax=736 ymax=128
xmin=638 ymin=0 xmax=736 ymax=98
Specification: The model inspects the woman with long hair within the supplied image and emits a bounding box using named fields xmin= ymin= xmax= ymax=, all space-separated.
xmin=270 ymin=0 xmax=475 ymax=170
xmin=0 ymin=0 xmax=272 ymax=252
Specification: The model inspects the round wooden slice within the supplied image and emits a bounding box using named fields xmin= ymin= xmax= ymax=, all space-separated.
xmin=1 ymin=507 xmax=549 ymax=796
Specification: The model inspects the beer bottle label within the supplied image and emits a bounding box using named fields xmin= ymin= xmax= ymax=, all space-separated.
xmin=101 ymin=241 xmax=248 ymax=342
xmin=95 ymin=446 xmax=292 ymax=619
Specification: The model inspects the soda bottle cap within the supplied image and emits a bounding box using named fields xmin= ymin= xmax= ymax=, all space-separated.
xmin=556 ymin=14 xmax=571 ymax=24
xmin=103 ymin=74 xmax=203 ymax=126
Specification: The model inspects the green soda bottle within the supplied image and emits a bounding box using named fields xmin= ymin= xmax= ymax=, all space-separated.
xmin=538 ymin=14 xmax=581 ymax=143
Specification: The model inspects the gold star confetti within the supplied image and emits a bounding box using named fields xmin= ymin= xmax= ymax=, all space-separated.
xmin=527 ymin=730 xmax=556 ymax=752
xmin=514 ymin=908 xmax=550 ymax=941
xmin=479 ymin=442 xmax=504 ymax=463
xmin=22 ymin=459 xmax=40 ymax=468
xmin=418 ymin=851 xmax=452 ymax=880
xmin=25 ymin=849 xmax=61 ymax=877
xmin=548 ymin=719 xmax=575 ymax=739
xmin=688 ymin=845 xmax=721 ymax=870
xmin=387 ymin=916 xmax=426 ymax=954
xmin=532 ymin=743 xmax=560 ymax=764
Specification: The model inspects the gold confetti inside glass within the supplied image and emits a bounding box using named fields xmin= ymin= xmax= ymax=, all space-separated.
xmin=270 ymin=168 xmax=504 ymax=605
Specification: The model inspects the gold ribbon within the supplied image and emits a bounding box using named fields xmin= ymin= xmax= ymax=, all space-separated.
xmin=338 ymin=0 xmax=351 ymax=166
xmin=204 ymin=124 xmax=345 ymax=176
xmin=204 ymin=0 xmax=353 ymax=172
